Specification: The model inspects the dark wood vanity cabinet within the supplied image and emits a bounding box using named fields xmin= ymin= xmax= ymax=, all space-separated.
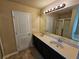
xmin=32 ymin=35 xmax=66 ymax=59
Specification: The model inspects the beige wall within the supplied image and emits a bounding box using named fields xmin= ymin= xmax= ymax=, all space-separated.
xmin=0 ymin=0 xmax=40 ymax=55
xmin=40 ymin=14 xmax=46 ymax=33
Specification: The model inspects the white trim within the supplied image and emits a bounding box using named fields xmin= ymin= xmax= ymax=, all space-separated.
xmin=0 ymin=37 xmax=4 ymax=57
xmin=3 ymin=51 xmax=18 ymax=59
xmin=0 ymin=36 xmax=19 ymax=59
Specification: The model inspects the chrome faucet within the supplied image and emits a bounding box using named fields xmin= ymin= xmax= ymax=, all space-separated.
xmin=58 ymin=38 xmax=63 ymax=43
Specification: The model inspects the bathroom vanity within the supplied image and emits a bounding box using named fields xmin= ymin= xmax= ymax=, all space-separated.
xmin=32 ymin=33 xmax=79 ymax=59
xmin=32 ymin=34 xmax=65 ymax=59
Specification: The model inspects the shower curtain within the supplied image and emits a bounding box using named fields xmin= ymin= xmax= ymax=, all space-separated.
xmin=72 ymin=6 xmax=79 ymax=41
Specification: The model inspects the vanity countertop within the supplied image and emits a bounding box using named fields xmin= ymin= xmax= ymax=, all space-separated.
xmin=45 ymin=32 xmax=79 ymax=48
xmin=33 ymin=32 xmax=79 ymax=59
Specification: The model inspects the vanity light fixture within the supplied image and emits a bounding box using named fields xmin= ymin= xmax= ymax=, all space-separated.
xmin=44 ymin=10 xmax=49 ymax=14
xmin=57 ymin=6 xmax=60 ymax=9
xmin=43 ymin=3 xmax=66 ymax=14
xmin=48 ymin=9 xmax=51 ymax=12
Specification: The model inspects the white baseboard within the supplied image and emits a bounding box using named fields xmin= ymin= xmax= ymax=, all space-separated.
xmin=3 ymin=51 xmax=18 ymax=59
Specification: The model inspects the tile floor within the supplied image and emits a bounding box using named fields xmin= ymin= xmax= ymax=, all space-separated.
xmin=6 ymin=47 xmax=43 ymax=59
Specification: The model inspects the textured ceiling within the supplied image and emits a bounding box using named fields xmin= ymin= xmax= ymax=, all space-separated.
xmin=9 ymin=0 xmax=56 ymax=9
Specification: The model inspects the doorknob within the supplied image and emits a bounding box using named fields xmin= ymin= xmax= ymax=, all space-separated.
xmin=27 ymin=33 xmax=31 ymax=36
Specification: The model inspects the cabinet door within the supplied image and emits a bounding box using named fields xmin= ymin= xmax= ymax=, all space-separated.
xmin=32 ymin=35 xmax=65 ymax=59
xmin=32 ymin=35 xmax=44 ymax=55
xmin=41 ymin=41 xmax=65 ymax=59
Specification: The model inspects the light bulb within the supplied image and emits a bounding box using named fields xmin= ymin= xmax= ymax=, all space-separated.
xmin=55 ymin=6 xmax=58 ymax=9
xmin=60 ymin=4 xmax=63 ymax=7
xmin=48 ymin=9 xmax=51 ymax=12
xmin=43 ymin=11 xmax=45 ymax=14
xmin=60 ymin=3 xmax=65 ymax=8
xmin=45 ymin=10 xmax=48 ymax=12
xmin=52 ymin=8 xmax=54 ymax=10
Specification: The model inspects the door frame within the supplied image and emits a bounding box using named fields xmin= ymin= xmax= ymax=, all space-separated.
xmin=0 ymin=37 xmax=4 ymax=58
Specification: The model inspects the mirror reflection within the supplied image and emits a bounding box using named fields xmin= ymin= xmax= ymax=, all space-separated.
xmin=44 ymin=5 xmax=79 ymax=41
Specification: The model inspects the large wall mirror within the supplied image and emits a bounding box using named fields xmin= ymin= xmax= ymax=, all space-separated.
xmin=43 ymin=5 xmax=79 ymax=42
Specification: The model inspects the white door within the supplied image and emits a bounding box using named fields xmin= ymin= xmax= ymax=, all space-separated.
xmin=56 ymin=19 xmax=64 ymax=36
xmin=12 ymin=11 xmax=32 ymax=51
xmin=46 ymin=15 xmax=54 ymax=33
